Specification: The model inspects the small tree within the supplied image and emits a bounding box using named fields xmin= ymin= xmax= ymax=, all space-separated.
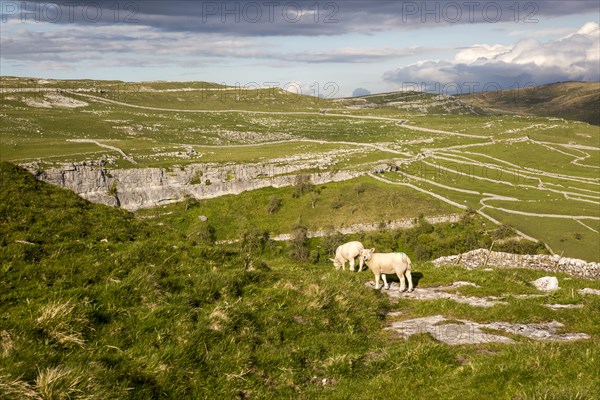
xmin=196 ymin=223 xmax=216 ymax=245
xmin=292 ymin=174 xmax=314 ymax=197
xmin=331 ymin=197 xmax=343 ymax=210
xmin=354 ymin=183 xmax=365 ymax=197
xmin=321 ymin=227 xmax=343 ymax=256
xmin=289 ymin=223 xmax=309 ymax=262
xmin=240 ymin=225 xmax=270 ymax=256
xmin=184 ymin=194 xmax=200 ymax=211
xmin=267 ymin=196 xmax=282 ymax=214
xmin=309 ymin=192 xmax=319 ymax=209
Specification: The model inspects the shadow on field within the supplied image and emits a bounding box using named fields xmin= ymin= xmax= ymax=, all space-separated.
xmin=411 ymin=272 xmax=424 ymax=287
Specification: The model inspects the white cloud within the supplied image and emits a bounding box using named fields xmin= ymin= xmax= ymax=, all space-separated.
xmin=454 ymin=44 xmax=512 ymax=64
xmin=383 ymin=22 xmax=600 ymax=93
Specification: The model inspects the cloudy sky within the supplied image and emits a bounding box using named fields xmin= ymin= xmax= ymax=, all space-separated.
xmin=1 ymin=1 xmax=599 ymax=96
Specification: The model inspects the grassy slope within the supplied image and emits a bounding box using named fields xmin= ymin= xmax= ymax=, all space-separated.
xmin=2 ymin=162 xmax=600 ymax=399
xmin=137 ymin=175 xmax=459 ymax=240
xmin=458 ymin=81 xmax=600 ymax=125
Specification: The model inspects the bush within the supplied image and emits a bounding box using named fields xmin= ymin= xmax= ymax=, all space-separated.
xmin=309 ymin=249 xmax=320 ymax=264
xmin=196 ymin=223 xmax=216 ymax=245
xmin=292 ymin=174 xmax=314 ymax=197
xmin=288 ymin=223 xmax=309 ymax=262
xmin=331 ymin=197 xmax=343 ymax=210
xmin=321 ymin=228 xmax=343 ymax=256
xmin=267 ymin=195 xmax=282 ymax=214
xmin=239 ymin=225 xmax=270 ymax=256
xmin=354 ymin=183 xmax=365 ymax=197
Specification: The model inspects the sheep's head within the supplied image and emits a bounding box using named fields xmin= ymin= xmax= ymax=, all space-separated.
xmin=329 ymin=258 xmax=342 ymax=269
xmin=362 ymin=248 xmax=375 ymax=262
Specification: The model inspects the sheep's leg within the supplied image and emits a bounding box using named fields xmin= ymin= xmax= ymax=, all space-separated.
xmin=405 ymin=268 xmax=414 ymax=292
xmin=341 ymin=260 xmax=346 ymax=271
xmin=397 ymin=268 xmax=406 ymax=292
xmin=374 ymin=273 xmax=381 ymax=290
xmin=382 ymin=274 xmax=390 ymax=290
xmin=349 ymin=258 xmax=355 ymax=272
xmin=358 ymin=255 xmax=364 ymax=271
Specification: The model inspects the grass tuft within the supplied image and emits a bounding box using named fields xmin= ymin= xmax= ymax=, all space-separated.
xmin=35 ymin=301 xmax=88 ymax=348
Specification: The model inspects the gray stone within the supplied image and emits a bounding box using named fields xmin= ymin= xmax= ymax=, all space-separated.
xmin=531 ymin=276 xmax=559 ymax=292
xmin=544 ymin=304 xmax=583 ymax=310
xmin=386 ymin=315 xmax=590 ymax=345
xmin=578 ymin=288 xmax=600 ymax=296
xmin=367 ymin=281 xmax=507 ymax=308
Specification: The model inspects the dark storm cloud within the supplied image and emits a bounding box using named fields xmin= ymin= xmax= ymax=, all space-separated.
xmin=3 ymin=1 xmax=598 ymax=36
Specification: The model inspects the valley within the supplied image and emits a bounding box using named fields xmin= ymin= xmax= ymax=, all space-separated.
xmin=2 ymin=77 xmax=598 ymax=261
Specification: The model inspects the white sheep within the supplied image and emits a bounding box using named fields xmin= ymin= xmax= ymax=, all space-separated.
xmin=329 ymin=241 xmax=365 ymax=272
xmin=362 ymin=248 xmax=414 ymax=291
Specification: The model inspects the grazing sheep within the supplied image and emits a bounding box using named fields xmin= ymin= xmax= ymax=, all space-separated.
xmin=362 ymin=248 xmax=413 ymax=291
xmin=329 ymin=241 xmax=365 ymax=272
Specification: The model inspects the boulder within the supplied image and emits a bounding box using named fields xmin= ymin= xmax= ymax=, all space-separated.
xmin=531 ymin=276 xmax=559 ymax=292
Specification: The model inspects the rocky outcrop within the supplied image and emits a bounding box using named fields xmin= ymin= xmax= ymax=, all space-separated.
xmin=271 ymin=214 xmax=462 ymax=241
xmin=24 ymin=162 xmax=362 ymax=210
xmin=386 ymin=315 xmax=590 ymax=345
xmin=433 ymin=249 xmax=600 ymax=280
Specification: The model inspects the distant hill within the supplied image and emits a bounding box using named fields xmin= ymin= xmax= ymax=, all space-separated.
xmin=336 ymin=91 xmax=485 ymax=115
xmin=458 ymin=82 xmax=600 ymax=125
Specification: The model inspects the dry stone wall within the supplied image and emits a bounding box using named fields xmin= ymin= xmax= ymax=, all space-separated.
xmin=433 ymin=249 xmax=600 ymax=280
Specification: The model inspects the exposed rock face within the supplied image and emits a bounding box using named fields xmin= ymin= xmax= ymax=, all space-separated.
xmin=271 ymin=214 xmax=462 ymax=241
xmin=433 ymin=249 xmax=600 ymax=280
xmin=23 ymin=162 xmax=362 ymax=210
xmin=386 ymin=315 xmax=590 ymax=345
xmin=366 ymin=281 xmax=506 ymax=308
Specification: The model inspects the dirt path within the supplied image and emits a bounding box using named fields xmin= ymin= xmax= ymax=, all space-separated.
xmin=66 ymin=139 xmax=137 ymax=165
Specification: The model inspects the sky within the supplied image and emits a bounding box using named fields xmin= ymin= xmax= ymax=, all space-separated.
xmin=1 ymin=0 xmax=599 ymax=97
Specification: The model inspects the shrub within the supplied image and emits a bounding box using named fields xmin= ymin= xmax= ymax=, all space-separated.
xmin=267 ymin=196 xmax=282 ymax=214
xmin=196 ymin=223 xmax=217 ymax=245
xmin=331 ymin=197 xmax=343 ymax=210
xmin=309 ymin=249 xmax=320 ymax=264
xmin=288 ymin=223 xmax=309 ymax=262
xmin=239 ymin=225 xmax=269 ymax=256
xmin=107 ymin=182 xmax=118 ymax=197
xmin=292 ymin=174 xmax=314 ymax=197
xmin=321 ymin=228 xmax=343 ymax=256
xmin=354 ymin=183 xmax=365 ymax=197
xmin=190 ymin=171 xmax=202 ymax=185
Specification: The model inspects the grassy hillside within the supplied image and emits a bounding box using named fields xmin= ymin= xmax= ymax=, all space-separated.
xmin=137 ymin=175 xmax=459 ymax=240
xmin=2 ymin=162 xmax=600 ymax=399
xmin=458 ymin=81 xmax=600 ymax=125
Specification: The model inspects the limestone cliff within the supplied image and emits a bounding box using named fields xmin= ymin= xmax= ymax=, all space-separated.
xmin=24 ymin=162 xmax=362 ymax=210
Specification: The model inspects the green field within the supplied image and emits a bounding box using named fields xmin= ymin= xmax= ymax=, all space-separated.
xmin=137 ymin=176 xmax=459 ymax=240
